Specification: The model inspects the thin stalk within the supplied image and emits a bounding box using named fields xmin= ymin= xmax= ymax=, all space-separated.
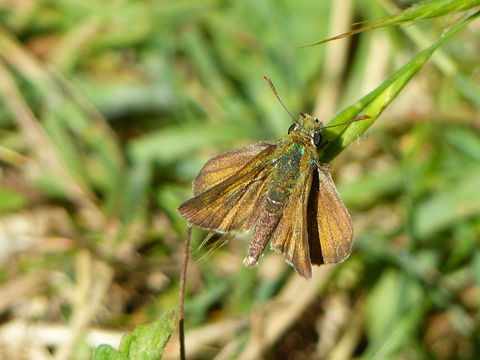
xmin=179 ymin=225 xmax=192 ymax=360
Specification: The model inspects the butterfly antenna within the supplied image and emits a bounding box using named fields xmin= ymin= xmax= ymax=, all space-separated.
xmin=263 ymin=75 xmax=296 ymax=122
xmin=323 ymin=115 xmax=371 ymax=129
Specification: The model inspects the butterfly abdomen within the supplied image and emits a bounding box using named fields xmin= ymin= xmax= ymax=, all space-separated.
xmin=243 ymin=145 xmax=306 ymax=267
xmin=244 ymin=195 xmax=285 ymax=267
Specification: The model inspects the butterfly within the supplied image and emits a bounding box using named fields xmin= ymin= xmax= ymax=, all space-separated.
xmin=178 ymin=77 xmax=367 ymax=278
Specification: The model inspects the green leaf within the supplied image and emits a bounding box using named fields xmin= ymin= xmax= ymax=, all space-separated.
xmin=93 ymin=345 xmax=128 ymax=360
xmin=118 ymin=311 xmax=175 ymax=360
xmin=92 ymin=311 xmax=175 ymax=360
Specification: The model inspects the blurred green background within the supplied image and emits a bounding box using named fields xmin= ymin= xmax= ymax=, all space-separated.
xmin=0 ymin=0 xmax=479 ymax=359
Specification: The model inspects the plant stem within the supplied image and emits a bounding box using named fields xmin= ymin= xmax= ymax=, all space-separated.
xmin=179 ymin=225 xmax=192 ymax=360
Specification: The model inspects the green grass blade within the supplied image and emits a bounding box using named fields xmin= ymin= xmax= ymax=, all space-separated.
xmin=305 ymin=0 xmax=480 ymax=46
xmin=414 ymin=166 xmax=480 ymax=238
xmin=364 ymin=270 xmax=425 ymax=359
xmin=320 ymin=10 xmax=480 ymax=162
xmin=0 ymin=26 xmax=125 ymax=195
xmin=380 ymin=0 xmax=480 ymax=109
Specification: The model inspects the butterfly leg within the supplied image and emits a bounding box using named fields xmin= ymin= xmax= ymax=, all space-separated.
xmin=313 ymin=159 xmax=331 ymax=170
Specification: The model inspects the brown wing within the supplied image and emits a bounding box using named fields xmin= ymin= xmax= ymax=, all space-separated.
xmin=193 ymin=142 xmax=274 ymax=195
xmin=178 ymin=144 xmax=277 ymax=233
xmin=270 ymin=164 xmax=314 ymax=278
xmin=307 ymin=167 xmax=353 ymax=265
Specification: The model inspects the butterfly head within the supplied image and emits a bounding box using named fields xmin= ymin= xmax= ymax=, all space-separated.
xmin=288 ymin=112 xmax=325 ymax=147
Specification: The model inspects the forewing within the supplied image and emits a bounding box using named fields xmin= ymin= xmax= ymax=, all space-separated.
xmin=178 ymin=145 xmax=277 ymax=233
xmin=193 ymin=142 xmax=274 ymax=195
xmin=307 ymin=167 xmax=353 ymax=265
xmin=270 ymin=164 xmax=314 ymax=278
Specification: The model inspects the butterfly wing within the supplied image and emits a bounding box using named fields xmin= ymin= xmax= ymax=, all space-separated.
xmin=178 ymin=144 xmax=277 ymax=233
xmin=307 ymin=167 xmax=353 ymax=265
xmin=270 ymin=163 xmax=314 ymax=278
xmin=193 ymin=142 xmax=274 ymax=195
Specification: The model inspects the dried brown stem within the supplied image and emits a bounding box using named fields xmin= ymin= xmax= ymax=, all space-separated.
xmin=179 ymin=225 xmax=192 ymax=360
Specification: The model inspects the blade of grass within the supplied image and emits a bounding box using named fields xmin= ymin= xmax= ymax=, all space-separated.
xmin=304 ymin=0 xmax=480 ymax=47
xmin=319 ymin=9 xmax=480 ymax=163
xmin=0 ymin=25 xmax=125 ymax=196
xmin=380 ymin=0 xmax=480 ymax=109
xmin=0 ymin=58 xmax=99 ymax=216
xmin=414 ymin=166 xmax=480 ymax=238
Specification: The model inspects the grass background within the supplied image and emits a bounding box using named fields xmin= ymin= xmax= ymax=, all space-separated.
xmin=0 ymin=0 xmax=479 ymax=359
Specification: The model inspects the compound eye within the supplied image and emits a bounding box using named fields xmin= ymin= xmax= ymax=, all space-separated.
xmin=288 ymin=124 xmax=296 ymax=134
xmin=313 ymin=132 xmax=323 ymax=146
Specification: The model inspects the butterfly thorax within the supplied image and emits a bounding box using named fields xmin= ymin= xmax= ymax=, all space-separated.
xmin=268 ymin=142 xmax=308 ymax=200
